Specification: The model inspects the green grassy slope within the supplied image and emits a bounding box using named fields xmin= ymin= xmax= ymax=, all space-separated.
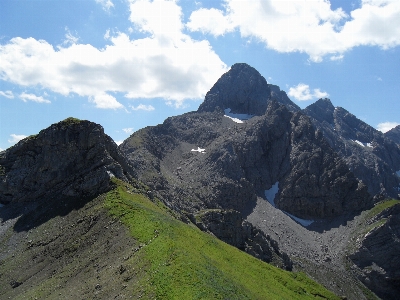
xmin=105 ymin=178 xmax=340 ymax=300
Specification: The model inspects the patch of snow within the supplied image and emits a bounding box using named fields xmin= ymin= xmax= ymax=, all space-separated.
xmin=224 ymin=108 xmax=254 ymax=124
xmin=107 ymin=170 xmax=115 ymax=178
xmin=264 ymin=182 xmax=279 ymax=207
xmin=354 ymin=140 xmax=365 ymax=147
xmin=191 ymin=147 xmax=206 ymax=153
xmin=353 ymin=140 xmax=373 ymax=148
xmin=283 ymin=211 xmax=314 ymax=227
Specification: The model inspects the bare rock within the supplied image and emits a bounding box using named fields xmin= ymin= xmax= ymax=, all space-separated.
xmin=0 ymin=118 xmax=134 ymax=204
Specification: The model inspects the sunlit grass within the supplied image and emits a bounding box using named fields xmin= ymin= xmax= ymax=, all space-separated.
xmin=105 ymin=178 xmax=340 ymax=299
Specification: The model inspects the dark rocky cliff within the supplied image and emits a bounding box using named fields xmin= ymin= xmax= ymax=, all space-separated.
xmin=0 ymin=118 xmax=134 ymax=204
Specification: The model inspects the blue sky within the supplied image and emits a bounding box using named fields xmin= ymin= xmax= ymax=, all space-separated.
xmin=1 ymin=0 xmax=400 ymax=150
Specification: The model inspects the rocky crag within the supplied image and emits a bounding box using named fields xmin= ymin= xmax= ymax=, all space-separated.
xmin=0 ymin=117 xmax=134 ymax=204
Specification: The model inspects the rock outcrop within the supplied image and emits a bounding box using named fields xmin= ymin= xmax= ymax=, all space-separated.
xmin=304 ymin=99 xmax=400 ymax=199
xmin=0 ymin=118 xmax=134 ymax=204
xmin=190 ymin=209 xmax=292 ymax=270
xmin=350 ymin=203 xmax=400 ymax=299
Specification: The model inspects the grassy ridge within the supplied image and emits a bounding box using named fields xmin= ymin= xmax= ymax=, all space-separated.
xmin=105 ymin=179 xmax=340 ymax=299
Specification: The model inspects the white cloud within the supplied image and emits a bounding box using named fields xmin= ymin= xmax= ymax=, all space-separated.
xmin=187 ymin=8 xmax=235 ymax=36
xmin=0 ymin=90 xmax=14 ymax=99
xmin=130 ymin=104 xmax=155 ymax=111
xmin=377 ymin=122 xmax=400 ymax=133
xmin=19 ymin=92 xmax=51 ymax=104
xmin=95 ymin=0 xmax=114 ymax=11
xmin=8 ymin=134 xmax=28 ymax=144
xmin=0 ymin=0 xmax=227 ymax=109
xmin=122 ymin=127 xmax=134 ymax=134
xmin=288 ymin=83 xmax=329 ymax=101
xmin=187 ymin=0 xmax=400 ymax=62
xmin=114 ymin=140 xmax=123 ymax=146
xmin=89 ymin=93 xmax=123 ymax=109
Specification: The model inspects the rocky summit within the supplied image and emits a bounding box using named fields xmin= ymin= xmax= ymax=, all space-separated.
xmin=1 ymin=63 xmax=400 ymax=299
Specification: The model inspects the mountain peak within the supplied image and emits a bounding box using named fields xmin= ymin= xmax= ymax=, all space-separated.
xmin=198 ymin=63 xmax=271 ymax=115
xmin=303 ymin=98 xmax=335 ymax=124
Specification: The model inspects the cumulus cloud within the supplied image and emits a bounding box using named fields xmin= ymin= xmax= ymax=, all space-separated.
xmin=19 ymin=92 xmax=51 ymax=104
xmin=0 ymin=90 xmax=14 ymax=99
xmin=130 ymin=104 xmax=155 ymax=111
xmin=0 ymin=0 xmax=227 ymax=109
xmin=288 ymin=83 xmax=329 ymax=101
xmin=122 ymin=127 xmax=134 ymax=134
xmin=377 ymin=122 xmax=400 ymax=133
xmin=95 ymin=0 xmax=114 ymax=11
xmin=187 ymin=0 xmax=400 ymax=62
xmin=8 ymin=134 xmax=28 ymax=144
xmin=89 ymin=93 xmax=123 ymax=109
xmin=114 ymin=140 xmax=123 ymax=146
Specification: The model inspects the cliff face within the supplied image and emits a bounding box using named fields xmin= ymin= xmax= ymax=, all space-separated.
xmin=0 ymin=118 xmax=134 ymax=204
xmin=304 ymin=99 xmax=400 ymax=200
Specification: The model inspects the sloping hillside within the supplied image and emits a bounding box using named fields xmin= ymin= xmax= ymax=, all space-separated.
xmin=0 ymin=178 xmax=341 ymax=299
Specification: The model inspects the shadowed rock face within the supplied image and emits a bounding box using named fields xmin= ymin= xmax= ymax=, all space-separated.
xmin=350 ymin=203 xmax=400 ymax=300
xmin=304 ymin=99 xmax=400 ymax=199
xmin=385 ymin=125 xmax=400 ymax=145
xmin=0 ymin=118 xmax=134 ymax=204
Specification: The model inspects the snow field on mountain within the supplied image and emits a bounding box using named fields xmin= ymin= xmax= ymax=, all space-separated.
xmin=264 ymin=182 xmax=314 ymax=227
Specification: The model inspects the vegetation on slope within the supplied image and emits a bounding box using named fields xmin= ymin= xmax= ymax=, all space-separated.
xmin=105 ymin=178 xmax=340 ymax=299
